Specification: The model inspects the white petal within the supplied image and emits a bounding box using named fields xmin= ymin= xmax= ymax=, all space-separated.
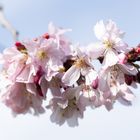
xmin=115 ymin=41 xmax=128 ymax=52
xmin=75 ymin=47 xmax=85 ymax=58
xmin=119 ymin=84 xmax=135 ymax=101
xmin=65 ymin=86 xmax=82 ymax=100
xmin=48 ymin=22 xmax=71 ymax=36
xmin=62 ymin=65 xmax=80 ymax=86
xmin=104 ymin=99 xmax=113 ymax=111
xmin=81 ymin=67 xmax=89 ymax=76
xmin=57 ymin=100 xmax=68 ymax=109
xmin=98 ymin=68 xmax=110 ymax=92
xmin=48 ymin=22 xmax=56 ymax=34
xmin=118 ymin=64 xmax=138 ymax=75
xmin=50 ymin=107 xmax=65 ymax=125
xmin=85 ymin=69 xmax=98 ymax=85
xmin=106 ymin=20 xmax=125 ymax=38
xmin=94 ymin=20 xmax=106 ymax=40
xmin=103 ymin=49 xmax=118 ymax=68
xmin=86 ymin=43 xmax=104 ymax=59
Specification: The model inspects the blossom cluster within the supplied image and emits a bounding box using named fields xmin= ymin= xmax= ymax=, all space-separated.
xmin=0 ymin=20 xmax=140 ymax=126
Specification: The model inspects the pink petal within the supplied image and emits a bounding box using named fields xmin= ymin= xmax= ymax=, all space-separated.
xmin=104 ymin=99 xmax=113 ymax=111
xmin=26 ymin=83 xmax=37 ymax=95
xmin=16 ymin=65 xmax=35 ymax=83
xmin=57 ymin=100 xmax=68 ymax=109
xmin=39 ymin=77 xmax=48 ymax=97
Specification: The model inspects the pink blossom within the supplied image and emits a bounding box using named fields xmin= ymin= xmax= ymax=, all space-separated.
xmin=0 ymin=46 xmax=34 ymax=82
xmin=46 ymin=22 xmax=73 ymax=56
xmin=47 ymin=86 xmax=86 ymax=126
xmin=62 ymin=48 xmax=97 ymax=86
xmin=0 ymin=20 xmax=139 ymax=125
xmin=87 ymin=20 xmax=128 ymax=69
xmin=22 ymin=36 xmax=67 ymax=81
xmin=82 ymin=85 xmax=103 ymax=108
xmin=98 ymin=61 xmax=137 ymax=104
xmin=1 ymin=82 xmax=45 ymax=115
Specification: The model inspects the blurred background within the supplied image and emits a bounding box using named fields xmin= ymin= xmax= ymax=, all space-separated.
xmin=0 ymin=0 xmax=140 ymax=140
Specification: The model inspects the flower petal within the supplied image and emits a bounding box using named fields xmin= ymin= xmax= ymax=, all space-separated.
xmin=57 ymin=99 xmax=68 ymax=109
xmin=86 ymin=43 xmax=104 ymax=59
xmin=118 ymin=84 xmax=135 ymax=102
xmin=118 ymin=63 xmax=138 ymax=75
xmin=98 ymin=68 xmax=110 ymax=92
xmin=62 ymin=65 xmax=80 ymax=86
xmin=103 ymin=49 xmax=118 ymax=68
xmin=85 ymin=69 xmax=98 ymax=85
xmin=94 ymin=20 xmax=106 ymax=40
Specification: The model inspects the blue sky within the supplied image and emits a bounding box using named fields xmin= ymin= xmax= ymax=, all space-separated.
xmin=1 ymin=0 xmax=140 ymax=47
xmin=0 ymin=0 xmax=140 ymax=140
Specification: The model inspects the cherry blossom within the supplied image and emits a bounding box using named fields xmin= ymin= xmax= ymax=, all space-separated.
xmin=0 ymin=20 xmax=139 ymax=126
xmin=62 ymin=48 xmax=97 ymax=86
xmin=1 ymin=82 xmax=45 ymax=115
xmin=47 ymin=86 xmax=86 ymax=126
xmin=87 ymin=20 xmax=128 ymax=68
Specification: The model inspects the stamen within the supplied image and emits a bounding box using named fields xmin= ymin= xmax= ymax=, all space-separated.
xmin=61 ymin=97 xmax=77 ymax=117
xmin=68 ymin=97 xmax=77 ymax=107
xmin=103 ymin=40 xmax=113 ymax=48
xmin=75 ymin=58 xmax=87 ymax=68
xmin=37 ymin=50 xmax=47 ymax=60
xmin=59 ymin=67 xmax=65 ymax=73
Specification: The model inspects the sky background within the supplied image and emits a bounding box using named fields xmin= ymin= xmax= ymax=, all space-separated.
xmin=0 ymin=0 xmax=140 ymax=140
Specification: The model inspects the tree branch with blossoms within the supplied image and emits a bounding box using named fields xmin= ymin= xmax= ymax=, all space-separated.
xmin=0 ymin=19 xmax=140 ymax=127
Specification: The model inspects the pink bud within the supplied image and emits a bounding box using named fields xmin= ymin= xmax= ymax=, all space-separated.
xmin=118 ymin=53 xmax=127 ymax=64
xmin=43 ymin=33 xmax=50 ymax=39
xmin=15 ymin=42 xmax=26 ymax=52
xmin=34 ymin=67 xmax=43 ymax=84
xmin=15 ymin=42 xmax=22 ymax=47
xmin=124 ymin=74 xmax=133 ymax=85
xmin=92 ymin=77 xmax=98 ymax=89
xmin=136 ymin=47 xmax=140 ymax=54
xmin=36 ymin=84 xmax=44 ymax=97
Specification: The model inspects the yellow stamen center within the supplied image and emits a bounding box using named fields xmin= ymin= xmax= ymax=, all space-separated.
xmin=75 ymin=58 xmax=87 ymax=68
xmin=61 ymin=97 xmax=79 ymax=117
xmin=68 ymin=97 xmax=77 ymax=108
xmin=20 ymin=49 xmax=28 ymax=54
xmin=58 ymin=67 xmax=65 ymax=73
xmin=103 ymin=40 xmax=114 ymax=48
xmin=37 ymin=50 xmax=47 ymax=60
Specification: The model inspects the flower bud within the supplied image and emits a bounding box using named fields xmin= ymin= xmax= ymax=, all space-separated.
xmin=34 ymin=67 xmax=43 ymax=84
xmin=43 ymin=33 xmax=50 ymax=39
xmin=118 ymin=53 xmax=127 ymax=64
xmin=15 ymin=42 xmax=27 ymax=53
xmin=136 ymin=47 xmax=140 ymax=54
xmin=136 ymin=72 xmax=140 ymax=83
xmin=92 ymin=77 xmax=98 ymax=89
xmin=124 ymin=74 xmax=133 ymax=85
